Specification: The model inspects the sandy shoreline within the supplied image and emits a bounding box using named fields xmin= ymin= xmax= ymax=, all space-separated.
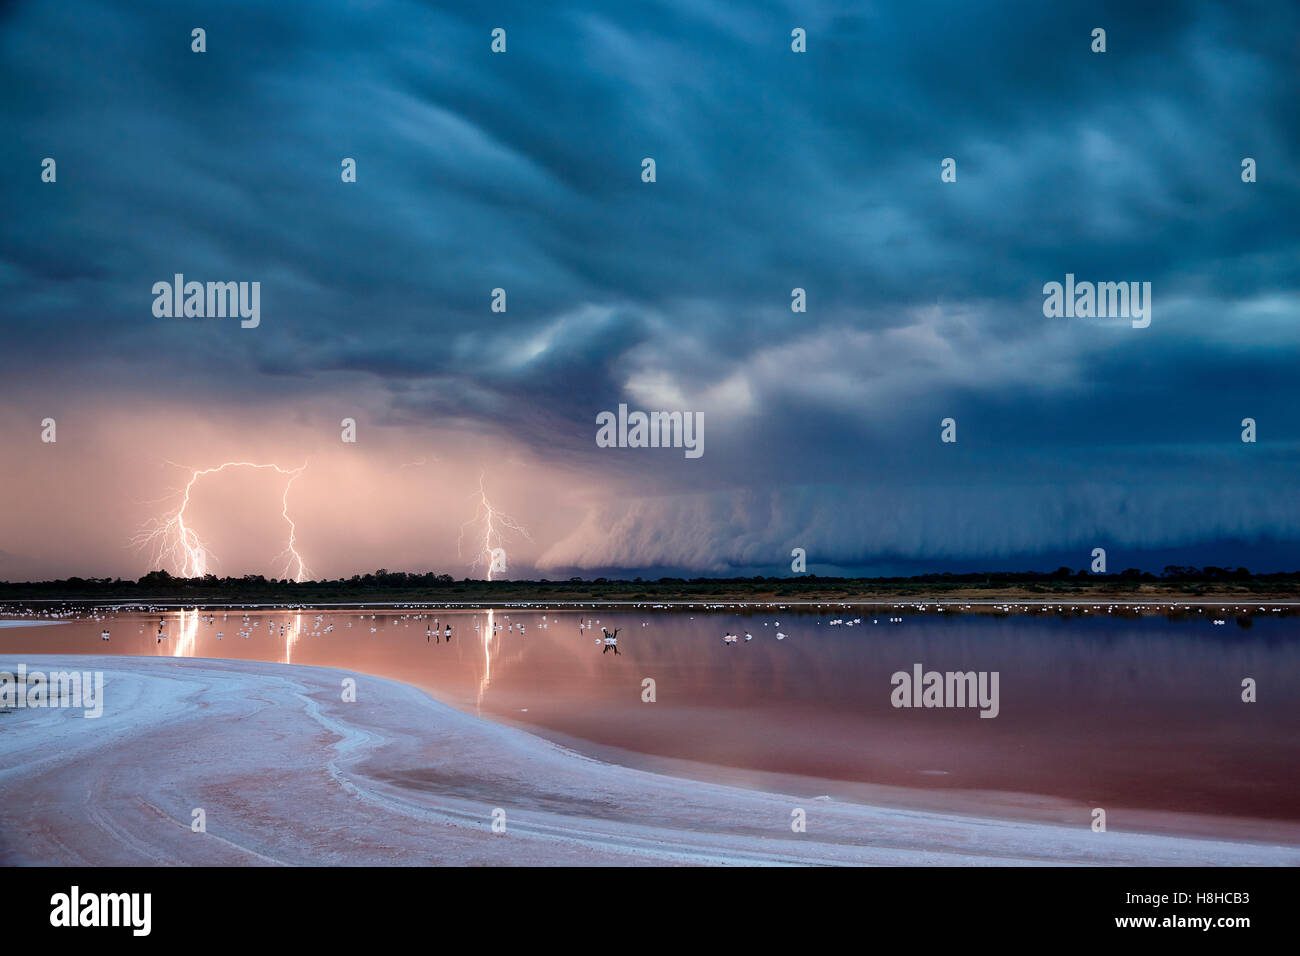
xmin=1 ymin=655 xmax=1296 ymax=866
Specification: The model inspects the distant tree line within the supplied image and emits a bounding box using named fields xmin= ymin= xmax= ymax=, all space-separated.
xmin=0 ymin=565 xmax=1296 ymax=601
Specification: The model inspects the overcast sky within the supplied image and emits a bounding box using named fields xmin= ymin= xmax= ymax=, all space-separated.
xmin=1 ymin=0 xmax=1297 ymax=580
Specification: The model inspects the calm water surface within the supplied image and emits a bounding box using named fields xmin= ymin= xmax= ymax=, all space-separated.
xmin=3 ymin=605 xmax=1297 ymax=827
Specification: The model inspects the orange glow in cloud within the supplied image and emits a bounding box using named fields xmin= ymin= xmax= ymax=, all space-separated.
xmin=0 ymin=401 xmax=584 ymax=580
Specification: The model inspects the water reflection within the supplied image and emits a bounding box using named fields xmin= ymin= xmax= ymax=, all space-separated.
xmin=283 ymin=613 xmax=303 ymax=664
xmin=2 ymin=604 xmax=1298 ymax=826
xmin=165 ymin=607 xmax=200 ymax=658
xmin=478 ymin=609 xmax=495 ymax=707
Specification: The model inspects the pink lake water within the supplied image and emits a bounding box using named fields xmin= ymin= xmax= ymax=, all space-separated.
xmin=2 ymin=604 xmax=1297 ymax=835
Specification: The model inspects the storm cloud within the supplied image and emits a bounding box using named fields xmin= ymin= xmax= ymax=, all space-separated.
xmin=1 ymin=0 xmax=1297 ymax=577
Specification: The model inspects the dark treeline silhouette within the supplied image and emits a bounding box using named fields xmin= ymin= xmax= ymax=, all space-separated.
xmin=0 ymin=565 xmax=1298 ymax=601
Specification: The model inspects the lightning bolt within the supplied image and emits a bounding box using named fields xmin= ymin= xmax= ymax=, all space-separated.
xmin=456 ymin=472 xmax=530 ymax=581
xmin=274 ymin=469 xmax=311 ymax=582
xmin=132 ymin=461 xmax=311 ymax=581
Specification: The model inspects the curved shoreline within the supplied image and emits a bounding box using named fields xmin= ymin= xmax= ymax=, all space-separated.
xmin=1 ymin=655 xmax=1296 ymax=866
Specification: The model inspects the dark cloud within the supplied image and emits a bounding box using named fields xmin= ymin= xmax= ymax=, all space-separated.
xmin=2 ymin=0 xmax=1297 ymax=573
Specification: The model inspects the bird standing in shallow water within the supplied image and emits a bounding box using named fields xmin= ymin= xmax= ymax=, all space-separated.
xmin=602 ymin=627 xmax=621 ymax=655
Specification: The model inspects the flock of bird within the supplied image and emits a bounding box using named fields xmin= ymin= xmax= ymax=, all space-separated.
xmin=3 ymin=600 xmax=1284 ymax=656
